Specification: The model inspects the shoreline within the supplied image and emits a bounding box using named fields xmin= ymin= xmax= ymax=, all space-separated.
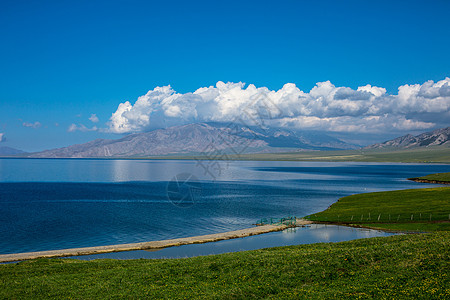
xmin=0 ymin=219 xmax=312 ymax=263
xmin=408 ymin=178 xmax=450 ymax=185
xmin=1 ymin=156 xmax=450 ymax=164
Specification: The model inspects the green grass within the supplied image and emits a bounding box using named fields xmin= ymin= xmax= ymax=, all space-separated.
xmin=1 ymin=232 xmax=449 ymax=299
xmin=413 ymin=172 xmax=450 ymax=183
xmin=360 ymin=222 xmax=450 ymax=232
xmin=234 ymin=147 xmax=450 ymax=163
xmin=143 ymin=146 xmax=450 ymax=163
xmin=306 ymin=187 xmax=450 ymax=231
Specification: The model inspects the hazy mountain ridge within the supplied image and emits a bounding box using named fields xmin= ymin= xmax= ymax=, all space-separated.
xmin=30 ymin=124 xmax=266 ymax=158
xmin=0 ymin=146 xmax=26 ymax=156
xmin=365 ymin=127 xmax=450 ymax=149
xmin=206 ymin=122 xmax=357 ymax=150
xmin=28 ymin=123 xmax=356 ymax=158
xmin=8 ymin=125 xmax=450 ymax=158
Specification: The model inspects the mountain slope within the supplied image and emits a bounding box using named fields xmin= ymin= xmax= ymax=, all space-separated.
xmin=30 ymin=123 xmax=266 ymax=158
xmin=29 ymin=123 xmax=356 ymax=158
xmin=365 ymin=127 xmax=450 ymax=149
xmin=206 ymin=122 xmax=356 ymax=150
xmin=0 ymin=146 xmax=26 ymax=156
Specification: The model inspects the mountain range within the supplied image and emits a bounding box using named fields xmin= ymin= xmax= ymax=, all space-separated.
xmin=28 ymin=123 xmax=357 ymax=158
xmin=365 ymin=127 xmax=450 ymax=149
xmin=2 ymin=124 xmax=449 ymax=158
xmin=0 ymin=146 xmax=26 ymax=156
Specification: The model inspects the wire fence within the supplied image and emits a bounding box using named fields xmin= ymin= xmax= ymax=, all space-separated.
xmin=306 ymin=212 xmax=450 ymax=223
xmin=256 ymin=216 xmax=297 ymax=226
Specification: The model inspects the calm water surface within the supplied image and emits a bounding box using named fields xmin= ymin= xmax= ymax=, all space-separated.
xmin=73 ymin=224 xmax=397 ymax=260
xmin=0 ymin=159 xmax=448 ymax=254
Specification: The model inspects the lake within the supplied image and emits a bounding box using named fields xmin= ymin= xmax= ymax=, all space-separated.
xmin=0 ymin=158 xmax=448 ymax=255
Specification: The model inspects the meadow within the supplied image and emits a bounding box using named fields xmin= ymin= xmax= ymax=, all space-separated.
xmin=150 ymin=146 xmax=450 ymax=163
xmin=0 ymin=232 xmax=448 ymax=299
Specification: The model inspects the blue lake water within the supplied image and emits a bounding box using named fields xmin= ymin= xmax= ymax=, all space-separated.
xmin=0 ymin=158 xmax=448 ymax=255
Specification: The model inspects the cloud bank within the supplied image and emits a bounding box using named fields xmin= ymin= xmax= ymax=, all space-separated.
xmin=108 ymin=78 xmax=450 ymax=134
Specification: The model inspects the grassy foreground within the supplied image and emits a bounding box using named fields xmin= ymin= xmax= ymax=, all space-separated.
xmin=0 ymin=233 xmax=449 ymax=299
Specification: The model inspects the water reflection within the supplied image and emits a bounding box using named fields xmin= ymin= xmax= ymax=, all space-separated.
xmin=73 ymin=224 xmax=397 ymax=261
xmin=1 ymin=159 xmax=449 ymax=184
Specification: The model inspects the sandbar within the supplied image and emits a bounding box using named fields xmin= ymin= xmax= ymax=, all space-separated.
xmin=0 ymin=219 xmax=312 ymax=263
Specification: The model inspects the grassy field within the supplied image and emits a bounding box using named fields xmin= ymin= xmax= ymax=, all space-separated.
xmin=235 ymin=147 xmax=450 ymax=163
xmin=410 ymin=172 xmax=450 ymax=183
xmin=143 ymin=146 xmax=450 ymax=163
xmin=0 ymin=232 xmax=449 ymax=299
xmin=305 ymin=187 xmax=450 ymax=231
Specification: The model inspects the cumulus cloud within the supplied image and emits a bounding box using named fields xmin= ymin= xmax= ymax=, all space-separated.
xmin=107 ymin=78 xmax=450 ymax=134
xmin=23 ymin=121 xmax=42 ymax=129
xmin=0 ymin=133 xmax=4 ymax=142
xmin=89 ymin=114 xmax=99 ymax=123
xmin=68 ymin=124 xmax=98 ymax=132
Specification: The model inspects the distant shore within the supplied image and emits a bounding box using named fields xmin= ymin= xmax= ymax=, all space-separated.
xmin=2 ymin=145 xmax=450 ymax=163
xmin=0 ymin=219 xmax=312 ymax=263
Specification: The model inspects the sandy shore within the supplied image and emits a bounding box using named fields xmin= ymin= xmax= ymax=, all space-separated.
xmin=0 ymin=219 xmax=312 ymax=263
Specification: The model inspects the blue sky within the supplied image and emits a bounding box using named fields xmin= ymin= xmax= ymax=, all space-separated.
xmin=1 ymin=0 xmax=449 ymax=151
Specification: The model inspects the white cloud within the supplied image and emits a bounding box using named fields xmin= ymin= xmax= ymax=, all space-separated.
xmin=22 ymin=121 xmax=41 ymax=129
xmin=89 ymin=114 xmax=99 ymax=123
xmin=68 ymin=124 xmax=98 ymax=132
xmin=0 ymin=133 xmax=4 ymax=142
xmin=68 ymin=124 xmax=77 ymax=132
xmin=107 ymin=78 xmax=450 ymax=134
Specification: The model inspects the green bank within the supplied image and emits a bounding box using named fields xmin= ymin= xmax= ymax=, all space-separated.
xmin=305 ymin=172 xmax=450 ymax=232
xmin=409 ymin=172 xmax=450 ymax=184
xmin=305 ymin=187 xmax=450 ymax=232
